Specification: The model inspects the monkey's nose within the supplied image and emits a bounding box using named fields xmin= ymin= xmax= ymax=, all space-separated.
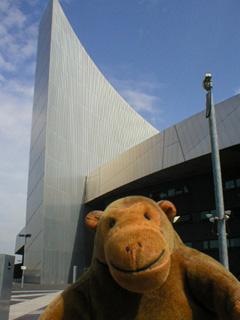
xmin=126 ymin=242 xmax=142 ymax=252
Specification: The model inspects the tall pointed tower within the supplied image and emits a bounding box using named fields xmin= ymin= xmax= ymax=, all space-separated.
xmin=16 ymin=0 xmax=158 ymax=284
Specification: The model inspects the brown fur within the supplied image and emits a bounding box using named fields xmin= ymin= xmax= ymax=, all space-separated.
xmin=39 ymin=196 xmax=240 ymax=319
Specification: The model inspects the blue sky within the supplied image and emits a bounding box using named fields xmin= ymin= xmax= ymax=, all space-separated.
xmin=0 ymin=0 xmax=240 ymax=256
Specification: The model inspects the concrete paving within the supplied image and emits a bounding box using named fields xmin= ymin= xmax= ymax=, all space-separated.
xmin=9 ymin=283 xmax=68 ymax=320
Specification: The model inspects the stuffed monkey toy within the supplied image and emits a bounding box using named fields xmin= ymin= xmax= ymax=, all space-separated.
xmin=39 ymin=196 xmax=240 ymax=319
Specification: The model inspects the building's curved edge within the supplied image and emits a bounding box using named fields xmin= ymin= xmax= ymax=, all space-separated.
xmin=85 ymin=94 xmax=240 ymax=203
xmin=15 ymin=0 xmax=158 ymax=285
xmin=52 ymin=0 xmax=159 ymax=137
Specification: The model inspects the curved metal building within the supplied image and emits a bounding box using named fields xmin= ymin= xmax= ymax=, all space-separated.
xmin=85 ymin=94 xmax=240 ymax=279
xmin=16 ymin=0 xmax=240 ymax=284
xmin=15 ymin=0 xmax=158 ymax=284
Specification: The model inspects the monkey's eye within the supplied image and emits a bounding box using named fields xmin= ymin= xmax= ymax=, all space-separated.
xmin=144 ymin=213 xmax=151 ymax=220
xmin=109 ymin=218 xmax=116 ymax=228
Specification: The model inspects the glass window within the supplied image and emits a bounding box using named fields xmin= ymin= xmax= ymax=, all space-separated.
xmin=203 ymin=241 xmax=209 ymax=249
xmin=184 ymin=242 xmax=192 ymax=248
xmin=159 ymin=192 xmax=167 ymax=199
xmin=175 ymin=187 xmax=184 ymax=195
xmin=200 ymin=212 xmax=208 ymax=219
xmin=225 ymin=180 xmax=235 ymax=189
xmin=180 ymin=215 xmax=190 ymax=222
xmin=230 ymin=238 xmax=240 ymax=247
xmin=211 ymin=209 xmax=217 ymax=217
xmin=236 ymin=179 xmax=240 ymax=188
xmin=209 ymin=240 xmax=219 ymax=249
xmin=192 ymin=212 xmax=201 ymax=221
xmin=168 ymin=189 xmax=175 ymax=197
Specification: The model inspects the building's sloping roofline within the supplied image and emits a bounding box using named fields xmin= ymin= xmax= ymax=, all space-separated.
xmin=85 ymin=94 xmax=240 ymax=204
xmin=17 ymin=0 xmax=159 ymax=284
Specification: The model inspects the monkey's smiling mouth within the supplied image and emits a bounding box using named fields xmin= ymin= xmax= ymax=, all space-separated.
xmin=110 ymin=250 xmax=165 ymax=274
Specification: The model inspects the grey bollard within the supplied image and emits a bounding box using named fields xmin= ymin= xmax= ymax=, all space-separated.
xmin=0 ymin=254 xmax=15 ymax=320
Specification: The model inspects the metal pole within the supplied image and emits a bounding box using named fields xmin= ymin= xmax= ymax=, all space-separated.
xmin=73 ymin=265 xmax=78 ymax=283
xmin=19 ymin=233 xmax=31 ymax=288
xmin=205 ymin=86 xmax=229 ymax=270
xmin=21 ymin=269 xmax=25 ymax=289
xmin=21 ymin=236 xmax=26 ymax=288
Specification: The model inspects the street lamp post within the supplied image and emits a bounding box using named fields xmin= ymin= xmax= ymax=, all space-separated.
xmin=19 ymin=233 xmax=32 ymax=288
xmin=202 ymin=73 xmax=229 ymax=270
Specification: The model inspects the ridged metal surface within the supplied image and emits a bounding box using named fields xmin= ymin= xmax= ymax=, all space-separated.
xmin=19 ymin=0 xmax=158 ymax=284
xmin=85 ymin=94 xmax=240 ymax=203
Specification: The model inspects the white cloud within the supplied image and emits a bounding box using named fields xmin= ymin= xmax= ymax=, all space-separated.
xmin=21 ymin=39 xmax=38 ymax=57
xmin=0 ymin=189 xmax=27 ymax=259
xmin=122 ymin=89 xmax=157 ymax=112
xmin=25 ymin=22 xmax=39 ymax=37
xmin=0 ymin=0 xmax=10 ymax=12
xmin=106 ymin=76 xmax=167 ymax=131
xmin=0 ymin=53 xmax=16 ymax=71
xmin=235 ymin=87 xmax=240 ymax=95
xmin=0 ymin=24 xmax=7 ymax=36
xmin=25 ymin=0 xmax=43 ymax=6
xmin=3 ymin=7 xmax=27 ymax=28
xmin=0 ymin=1 xmax=39 ymax=76
xmin=110 ymin=77 xmax=166 ymax=114
xmin=0 ymin=0 xmax=39 ymax=255
xmin=0 ymin=84 xmax=32 ymax=255
xmin=2 ymin=78 xmax=34 ymax=97
xmin=25 ymin=61 xmax=37 ymax=76
xmin=0 ymin=0 xmax=72 ymax=256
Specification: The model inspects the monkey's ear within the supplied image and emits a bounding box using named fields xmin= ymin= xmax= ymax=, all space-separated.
xmin=157 ymin=200 xmax=177 ymax=222
xmin=85 ymin=211 xmax=103 ymax=233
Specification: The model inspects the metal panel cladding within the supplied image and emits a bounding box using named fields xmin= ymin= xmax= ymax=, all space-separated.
xmin=21 ymin=0 xmax=158 ymax=284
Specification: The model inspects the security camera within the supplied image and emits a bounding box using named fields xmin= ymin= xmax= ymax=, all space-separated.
xmin=202 ymin=73 xmax=213 ymax=91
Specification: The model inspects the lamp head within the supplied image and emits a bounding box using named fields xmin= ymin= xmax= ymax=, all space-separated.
xmin=202 ymin=73 xmax=213 ymax=91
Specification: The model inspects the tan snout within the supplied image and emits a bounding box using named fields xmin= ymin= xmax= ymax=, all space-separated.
xmin=105 ymin=226 xmax=171 ymax=293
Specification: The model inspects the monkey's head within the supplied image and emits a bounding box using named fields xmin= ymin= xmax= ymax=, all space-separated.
xmin=85 ymin=196 xmax=178 ymax=293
